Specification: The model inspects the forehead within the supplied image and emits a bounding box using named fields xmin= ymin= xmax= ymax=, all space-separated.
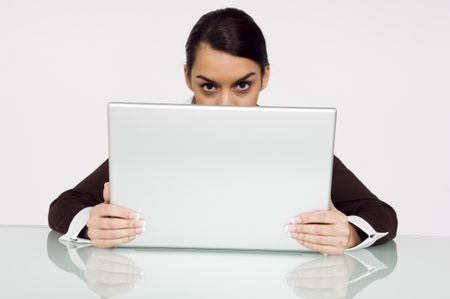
xmin=191 ymin=43 xmax=261 ymax=80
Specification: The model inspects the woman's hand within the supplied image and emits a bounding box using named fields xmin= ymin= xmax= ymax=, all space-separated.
xmin=86 ymin=182 xmax=146 ymax=248
xmin=285 ymin=201 xmax=361 ymax=255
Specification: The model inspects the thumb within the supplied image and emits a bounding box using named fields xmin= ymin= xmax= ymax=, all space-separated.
xmin=103 ymin=182 xmax=110 ymax=204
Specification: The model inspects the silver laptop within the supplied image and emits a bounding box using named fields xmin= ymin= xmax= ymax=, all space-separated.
xmin=108 ymin=102 xmax=336 ymax=252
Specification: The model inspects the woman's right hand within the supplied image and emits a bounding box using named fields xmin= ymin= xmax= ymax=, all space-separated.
xmin=86 ymin=182 xmax=146 ymax=248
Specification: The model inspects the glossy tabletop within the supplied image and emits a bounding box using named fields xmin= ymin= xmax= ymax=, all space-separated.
xmin=1 ymin=225 xmax=449 ymax=298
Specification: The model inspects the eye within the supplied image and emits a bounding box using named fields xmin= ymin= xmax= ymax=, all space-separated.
xmin=202 ymin=83 xmax=217 ymax=92
xmin=235 ymin=81 xmax=251 ymax=91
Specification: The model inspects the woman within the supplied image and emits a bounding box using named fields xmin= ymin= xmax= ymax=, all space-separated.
xmin=48 ymin=8 xmax=397 ymax=254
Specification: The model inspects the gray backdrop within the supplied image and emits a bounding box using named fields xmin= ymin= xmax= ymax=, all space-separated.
xmin=0 ymin=0 xmax=449 ymax=237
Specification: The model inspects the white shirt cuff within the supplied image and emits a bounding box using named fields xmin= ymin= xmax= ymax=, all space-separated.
xmin=344 ymin=215 xmax=389 ymax=251
xmin=58 ymin=207 xmax=92 ymax=245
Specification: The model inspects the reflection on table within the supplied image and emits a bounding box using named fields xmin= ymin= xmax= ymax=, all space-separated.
xmin=47 ymin=231 xmax=397 ymax=298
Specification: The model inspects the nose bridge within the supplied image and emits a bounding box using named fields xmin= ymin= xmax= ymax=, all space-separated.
xmin=219 ymin=89 xmax=234 ymax=105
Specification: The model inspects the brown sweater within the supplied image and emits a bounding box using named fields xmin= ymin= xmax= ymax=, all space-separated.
xmin=48 ymin=156 xmax=398 ymax=245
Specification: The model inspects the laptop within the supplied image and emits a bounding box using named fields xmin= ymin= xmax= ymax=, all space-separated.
xmin=108 ymin=102 xmax=336 ymax=252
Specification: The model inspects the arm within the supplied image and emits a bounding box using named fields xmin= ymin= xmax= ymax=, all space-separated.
xmin=287 ymin=155 xmax=398 ymax=254
xmin=331 ymin=156 xmax=398 ymax=246
xmin=48 ymin=159 xmax=145 ymax=248
xmin=48 ymin=159 xmax=109 ymax=234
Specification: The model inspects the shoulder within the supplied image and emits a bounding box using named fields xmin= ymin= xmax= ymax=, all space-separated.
xmin=333 ymin=155 xmax=345 ymax=172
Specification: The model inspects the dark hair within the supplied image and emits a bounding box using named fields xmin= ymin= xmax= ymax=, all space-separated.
xmin=185 ymin=8 xmax=269 ymax=77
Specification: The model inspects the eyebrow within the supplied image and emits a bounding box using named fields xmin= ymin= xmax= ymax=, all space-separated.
xmin=195 ymin=72 xmax=256 ymax=86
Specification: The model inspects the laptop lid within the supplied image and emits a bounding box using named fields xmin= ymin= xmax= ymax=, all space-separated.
xmin=108 ymin=102 xmax=336 ymax=251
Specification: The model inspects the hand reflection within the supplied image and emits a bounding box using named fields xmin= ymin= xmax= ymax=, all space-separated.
xmin=285 ymin=255 xmax=351 ymax=299
xmin=47 ymin=230 xmax=143 ymax=298
xmin=84 ymin=248 xmax=143 ymax=297
xmin=48 ymin=230 xmax=396 ymax=298
xmin=284 ymin=243 xmax=397 ymax=299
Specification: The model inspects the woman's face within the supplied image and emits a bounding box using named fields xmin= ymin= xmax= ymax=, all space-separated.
xmin=184 ymin=43 xmax=270 ymax=106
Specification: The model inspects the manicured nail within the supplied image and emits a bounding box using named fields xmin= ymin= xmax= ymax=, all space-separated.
xmin=284 ymin=224 xmax=296 ymax=233
xmin=129 ymin=212 xmax=140 ymax=219
xmin=136 ymin=226 xmax=146 ymax=234
xmin=135 ymin=220 xmax=146 ymax=227
xmin=291 ymin=216 xmax=302 ymax=224
xmin=288 ymin=232 xmax=298 ymax=239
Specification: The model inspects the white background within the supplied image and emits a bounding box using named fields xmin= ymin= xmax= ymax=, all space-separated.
xmin=0 ymin=0 xmax=449 ymax=236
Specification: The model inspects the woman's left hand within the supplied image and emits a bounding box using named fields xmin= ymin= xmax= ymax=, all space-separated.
xmin=285 ymin=201 xmax=362 ymax=255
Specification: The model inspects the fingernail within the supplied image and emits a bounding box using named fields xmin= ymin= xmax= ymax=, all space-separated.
xmin=135 ymin=220 xmax=146 ymax=227
xmin=291 ymin=216 xmax=302 ymax=224
xmin=129 ymin=212 xmax=140 ymax=220
xmin=104 ymin=182 xmax=109 ymax=188
xmin=136 ymin=226 xmax=146 ymax=234
xmin=284 ymin=224 xmax=296 ymax=233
